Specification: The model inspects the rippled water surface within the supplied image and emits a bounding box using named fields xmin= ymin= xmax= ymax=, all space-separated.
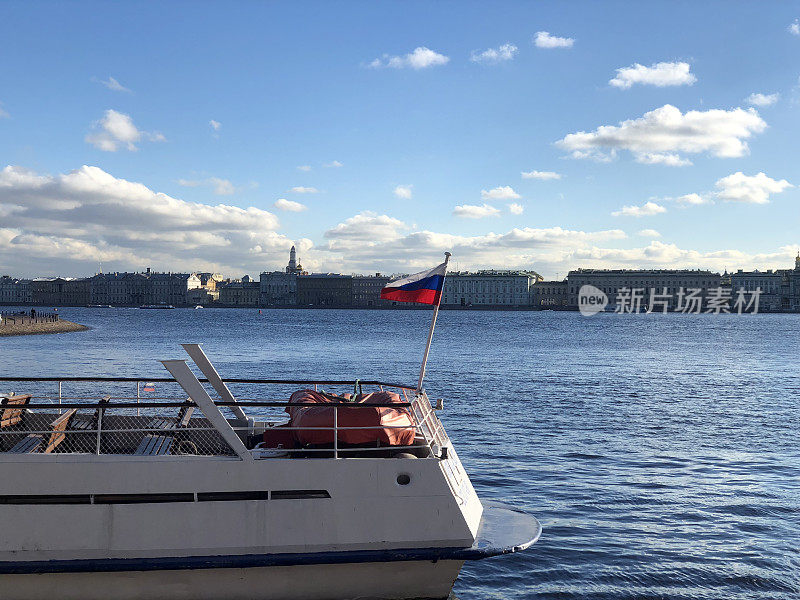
xmin=2 ymin=307 xmax=799 ymax=599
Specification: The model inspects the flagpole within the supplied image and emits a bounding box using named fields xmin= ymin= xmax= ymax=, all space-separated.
xmin=416 ymin=252 xmax=451 ymax=394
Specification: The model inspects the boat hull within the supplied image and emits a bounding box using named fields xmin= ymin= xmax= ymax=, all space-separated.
xmin=0 ymin=501 xmax=540 ymax=600
xmin=0 ymin=559 xmax=465 ymax=600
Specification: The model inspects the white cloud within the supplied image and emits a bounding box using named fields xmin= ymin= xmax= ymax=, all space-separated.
xmin=94 ymin=76 xmax=131 ymax=93
xmin=508 ymin=203 xmax=524 ymax=215
xmin=676 ymin=193 xmax=710 ymax=205
xmin=635 ymin=152 xmax=693 ymax=166
xmin=289 ymin=186 xmax=319 ymax=194
xmin=85 ymin=109 xmax=165 ymax=152
xmin=452 ymin=203 xmax=501 ymax=219
xmin=556 ymin=242 xmax=798 ymax=276
xmin=368 ymin=47 xmax=449 ymax=70
xmin=394 ymin=185 xmax=413 ymax=199
xmin=745 ymin=92 xmax=779 ymax=107
xmin=316 ymin=220 xmax=629 ymax=275
xmin=637 ymin=229 xmax=661 ymax=238
xmin=612 ymin=201 xmax=667 ymax=217
xmin=470 ymin=43 xmax=518 ymax=64
xmin=274 ymin=198 xmax=308 ymax=212
xmin=209 ymin=120 xmax=221 ymax=131
xmin=557 ymin=104 xmax=767 ymax=163
xmin=0 ymin=103 xmax=8 ymax=119
xmin=0 ymin=165 xmax=293 ymax=276
xmin=324 ymin=211 xmax=406 ymax=241
xmin=481 ymin=186 xmax=521 ymax=200
xmin=609 ymin=61 xmax=696 ymax=89
xmin=177 ymin=177 xmax=237 ymax=196
xmin=6 ymin=167 xmax=794 ymax=279
xmin=714 ymin=172 xmax=793 ymax=204
xmin=521 ymin=170 xmax=562 ymax=180
xmin=323 ymin=160 xmax=343 ymax=168
xmin=789 ymin=19 xmax=799 ymax=35
xmin=297 ymin=165 xmax=312 ymax=172
xmin=534 ymin=31 xmax=574 ymax=49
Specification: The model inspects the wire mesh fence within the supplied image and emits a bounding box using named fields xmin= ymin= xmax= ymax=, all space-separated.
xmin=0 ymin=400 xmax=237 ymax=457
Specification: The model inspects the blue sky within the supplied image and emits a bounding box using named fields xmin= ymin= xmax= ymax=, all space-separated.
xmin=1 ymin=1 xmax=799 ymax=278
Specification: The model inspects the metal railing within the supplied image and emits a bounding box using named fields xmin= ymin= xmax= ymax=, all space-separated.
xmin=0 ymin=377 xmax=447 ymax=460
xmin=0 ymin=311 xmax=60 ymax=326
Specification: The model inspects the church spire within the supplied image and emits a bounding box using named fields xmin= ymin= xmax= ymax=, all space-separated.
xmin=286 ymin=246 xmax=301 ymax=274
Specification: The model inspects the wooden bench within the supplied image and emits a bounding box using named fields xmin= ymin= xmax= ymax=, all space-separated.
xmin=1 ymin=394 xmax=32 ymax=428
xmin=70 ymin=396 xmax=110 ymax=431
xmin=8 ymin=408 xmax=78 ymax=454
xmin=135 ymin=403 xmax=194 ymax=456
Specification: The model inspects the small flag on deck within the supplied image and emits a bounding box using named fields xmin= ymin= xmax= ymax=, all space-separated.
xmin=380 ymin=261 xmax=447 ymax=305
xmin=143 ymin=382 xmax=155 ymax=392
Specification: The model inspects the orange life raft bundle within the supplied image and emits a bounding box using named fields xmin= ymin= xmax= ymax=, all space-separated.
xmin=282 ymin=389 xmax=416 ymax=447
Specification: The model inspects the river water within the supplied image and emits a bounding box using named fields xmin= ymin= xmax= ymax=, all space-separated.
xmin=2 ymin=307 xmax=799 ymax=599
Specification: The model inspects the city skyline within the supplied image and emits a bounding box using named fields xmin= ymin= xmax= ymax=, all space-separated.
xmin=1 ymin=3 xmax=800 ymax=279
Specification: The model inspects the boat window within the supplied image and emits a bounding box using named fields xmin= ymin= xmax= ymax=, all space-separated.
xmin=94 ymin=493 xmax=195 ymax=504
xmin=0 ymin=494 xmax=91 ymax=505
xmin=271 ymin=490 xmax=331 ymax=499
xmin=198 ymin=491 xmax=270 ymax=502
xmin=0 ymin=491 xmax=329 ymax=504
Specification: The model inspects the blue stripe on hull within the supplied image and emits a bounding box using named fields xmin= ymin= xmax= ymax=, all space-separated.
xmin=0 ymin=546 xmax=489 ymax=575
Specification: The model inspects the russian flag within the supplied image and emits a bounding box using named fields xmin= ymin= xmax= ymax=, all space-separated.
xmin=381 ymin=261 xmax=447 ymax=305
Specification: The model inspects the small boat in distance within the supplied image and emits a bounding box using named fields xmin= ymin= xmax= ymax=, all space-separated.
xmin=86 ymin=304 xmax=113 ymax=308
xmin=194 ymin=305 xmax=203 ymax=309
xmin=0 ymin=344 xmax=541 ymax=600
xmin=138 ymin=304 xmax=175 ymax=309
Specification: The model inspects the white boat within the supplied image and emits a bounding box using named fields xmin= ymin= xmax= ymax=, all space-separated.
xmin=0 ymin=344 xmax=540 ymax=600
xmin=194 ymin=305 xmax=203 ymax=309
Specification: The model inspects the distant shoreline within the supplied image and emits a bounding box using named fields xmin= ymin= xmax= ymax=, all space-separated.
xmin=0 ymin=319 xmax=89 ymax=337
xmin=0 ymin=304 xmax=567 ymax=311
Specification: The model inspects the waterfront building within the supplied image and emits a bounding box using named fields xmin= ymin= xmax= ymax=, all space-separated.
xmin=31 ymin=278 xmax=65 ymax=305
xmin=196 ymin=272 xmax=223 ymax=291
xmin=126 ymin=273 xmax=151 ymax=306
xmin=259 ymin=247 xmax=306 ymax=306
xmin=296 ymin=274 xmax=353 ymax=307
xmin=63 ymin=278 xmax=91 ymax=306
xmin=260 ymin=272 xmax=297 ymax=306
xmin=780 ymin=254 xmax=800 ymax=311
xmin=730 ymin=269 xmax=782 ymax=312
xmin=352 ymin=274 xmax=393 ymax=307
xmin=88 ymin=271 xmax=199 ymax=306
xmin=531 ymin=280 xmax=568 ymax=308
xmin=149 ymin=273 xmax=201 ymax=306
xmin=218 ymin=280 xmax=260 ymax=307
xmin=441 ymin=270 xmax=542 ymax=307
xmin=187 ymin=287 xmax=216 ymax=306
xmin=0 ymin=276 xmax=32 ymax=305
xmin=30 ymin=277 xmax=89 ymax=306
xmin=567 ymin=269 xmax=722 ymax=310
xmin=89 ymin=273 xmax=130 ymax=305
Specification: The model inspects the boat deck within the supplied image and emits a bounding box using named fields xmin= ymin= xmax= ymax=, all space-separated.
xmin=0 ymin=377 xmax=448 ymax=460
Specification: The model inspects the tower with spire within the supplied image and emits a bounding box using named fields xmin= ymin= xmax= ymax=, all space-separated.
xmin=286 ymin=246 xmax=303 ymax=274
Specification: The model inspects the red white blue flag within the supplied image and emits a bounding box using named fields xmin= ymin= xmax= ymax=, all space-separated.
xmin=380 ymin=261 xmax=447 ymax=305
